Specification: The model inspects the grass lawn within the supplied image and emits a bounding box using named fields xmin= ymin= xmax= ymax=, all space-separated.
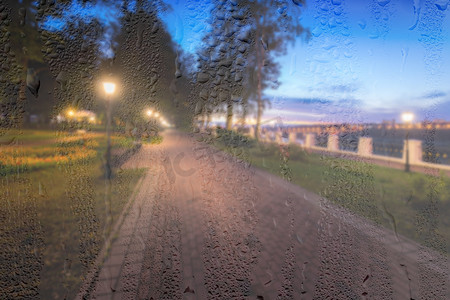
xmin=0 ymin=130 xmax=147 ymax=299
xmin=0 ymin=129 xmax=58 ymax=144
xmin=212 ymin=130 xmax=450 ymax=254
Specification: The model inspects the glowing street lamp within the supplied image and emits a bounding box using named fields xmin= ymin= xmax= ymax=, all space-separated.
xmin=103 ymin=82 xmax=116 ymax=95
xmin=66 ymin=110 xmax=77 ymax=127
xmin=154 ymin=112 xmax=160 ymax=118
xmin=401 ymin=112 xmax=414 ymax=172
xmin=67 ymin=110 xmax=75 ymax=117
xmin=401 ymin=112 xmax=414 ymax=124
xmin=146 ymin=109 xmax=153 ymax=117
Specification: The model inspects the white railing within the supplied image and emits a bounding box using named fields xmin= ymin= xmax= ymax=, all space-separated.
xmin=247 ymin=128 xmax=450 ymax=172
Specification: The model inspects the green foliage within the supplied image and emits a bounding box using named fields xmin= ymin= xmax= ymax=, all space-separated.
xmin=9 ymin=22 xmax=45 ymax=64
xmin=287 ymin=144 xmax=308 ymax=162
xmin=0 ymin=130 xmax=56 ymax=142
xmin=114 ymin=136 xmax=136 ymax=149
xmin=0 ymin=129 xmax=146 ymax=298
xmin=142 ymin=135 xmax=163 ymax=145
xmin=150 ymin=135 xmax=163 ymax=145
xmin=216 ymin=127 xmax=256 ymax=149
xmin=253 ymin=143 xmax=279 ymax=157
xmin=323 ymin=158 xmax=380 ymax=222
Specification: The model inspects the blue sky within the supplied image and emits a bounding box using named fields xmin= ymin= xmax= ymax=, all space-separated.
xmin=40 ymin=0 xmax=450 ymax=124
xmin=262 ymin=0 xmax=450 ymax=124
xmin=161 ymin=0 xmax=450 ymax=124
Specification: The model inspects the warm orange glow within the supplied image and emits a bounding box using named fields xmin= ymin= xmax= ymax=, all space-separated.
xmin=103 ymin=82 xmax=116 ymax=95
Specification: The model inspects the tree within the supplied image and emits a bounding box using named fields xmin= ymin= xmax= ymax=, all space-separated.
xmin=0 ymin=0 xmax=47 ymax=129
xmin=114 ymin=0 xmax=194 ymax=132
xmin=193 ymin=1 xmax=308 ymax=133
xmin=33 ymin=0 xmax=106 ymax=125
xmin=195 ymin=0 xmax=250 ymax=131
xmin=246 ymin=0 xmax=309 ymax=140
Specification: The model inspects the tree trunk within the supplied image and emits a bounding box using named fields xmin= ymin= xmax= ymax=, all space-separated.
xmin=255 ymin=20 xmax=264 ymax=140
xmin=241 ymin=102 xmax=247 ymax=127
xmin=226 ymin=100 xmax=233 ymax=130
xmin=200 ymin=116 xmax=205 ymax=130
xmin=206 ymin=112 xmax=212 ymax=129
xmin=256 ymin=100 xmax=263 ymax=140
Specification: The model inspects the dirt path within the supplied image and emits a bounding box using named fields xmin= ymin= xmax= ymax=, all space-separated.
xmin=77 ymin=129 xmax=449 ymax=300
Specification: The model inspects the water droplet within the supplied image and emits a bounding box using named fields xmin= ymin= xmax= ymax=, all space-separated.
xmin=328 ymin=17 xmax=337 ymax=28
xmin=311 ymin=26 xmax=322 ymax=37
xmin=358 ymin=19 xmax=367 ymax=29
xmin=151 ymin=22 xmax=159 ymax=34
xmin=319 ymin=3 xmax=329 ymax=12
xmin=377 ymin=0 xmax=390 ymax=6
xmin=26 ymin=68 xmax=40 ymax=98
xmin=435 ymin=0 xmax=448 ymax=11
xmin=334 ymin=6 xmax=343 ymax=15
xmin=292 ymin=0 xmax=303 ymax=7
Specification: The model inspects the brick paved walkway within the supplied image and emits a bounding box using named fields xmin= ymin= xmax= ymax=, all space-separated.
xmin=77 ymin=130 xmax=449 ymax=299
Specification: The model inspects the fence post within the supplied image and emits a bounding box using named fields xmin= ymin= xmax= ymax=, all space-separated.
xmin=327 ymin=134 xmax=339 ymax=151
xmin=403 ymin=139 xmax=422 ymax=165
xmin=275 ymin=130 xmax=282 ymax=144
xmin=289 ymin=132 xmax=297 ymax=144
xmin=305 ymin=133 xmax=316 ymax=148
xmin=358 ymin=137 xmax=373 ymax=157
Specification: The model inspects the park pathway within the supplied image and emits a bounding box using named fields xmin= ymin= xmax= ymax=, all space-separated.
xmin=77 ymin=130 xmax=449 ymax=300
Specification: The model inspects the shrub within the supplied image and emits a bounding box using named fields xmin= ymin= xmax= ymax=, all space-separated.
xmin=215 ymin=127 xmax=255 ymax=148
xmin=288 ymin=144 xmax=308 ymax=162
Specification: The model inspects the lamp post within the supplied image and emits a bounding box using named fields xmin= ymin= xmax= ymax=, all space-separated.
xmin=401 ymin=112 xmax=414 ymax=172
xmin=103 ymin=82 xmax=116 ymax=179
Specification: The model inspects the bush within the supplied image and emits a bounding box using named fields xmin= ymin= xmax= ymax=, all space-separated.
xmin=215 ymin=127 xmax=255 ymax=148
xmin=142 ymin=135 xmax=163 ymax=145
xmin=253 ymin=142 xmax=279 ymax=157
xmin=150 ymin=135 xmax=163 ymax=144
xmin=287 ymin=144 xmax=308 ymax=162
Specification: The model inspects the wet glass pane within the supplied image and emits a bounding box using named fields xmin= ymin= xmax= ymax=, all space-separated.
xmin=1 ymin=0 xmax=449 ymax=299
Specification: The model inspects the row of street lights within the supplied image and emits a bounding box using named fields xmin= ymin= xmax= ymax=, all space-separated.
xmin=100 ymin=80 xmax=172 ymax=177
xmin=146 ymin=109 xmax=170 ymax=127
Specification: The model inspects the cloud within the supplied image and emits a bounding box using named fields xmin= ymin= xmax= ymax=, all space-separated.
xmin=275 ymin=97 xmax=332 ymax=105
xmin=329 ymin=84 xmax=359 ymax=93
xmin=307 ymin=83 xmax=360 ymax=95
xmin=265 ymin=108 xmax=325 ymax=118
xmin=262 ymin=96 xmax=366 ymax=124
xmin=422 ymin=90 xmax=447 ymax=99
